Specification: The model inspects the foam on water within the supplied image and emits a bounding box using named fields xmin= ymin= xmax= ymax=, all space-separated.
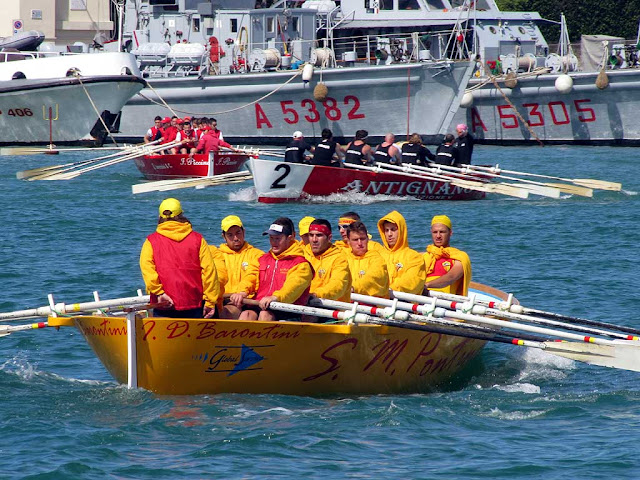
xmin=493 ymin=382 xmax=541 ymax=394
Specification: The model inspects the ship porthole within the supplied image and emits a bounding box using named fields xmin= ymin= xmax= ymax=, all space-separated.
xmin=12 ymin=71 xmax=26 ymax=79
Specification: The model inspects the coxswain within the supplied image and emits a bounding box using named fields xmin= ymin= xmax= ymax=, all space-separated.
xmin=140 ymin=198 xmax=220 ymax=319
xmin=335 ymin=211 xmax=385 ymax=254
xmin=217 ymin=215 xmax=264 ymax=319
xmin=209 ymin=117 xmax=224 ymax=140
xmin=144 ymin=116 xmax=164 ymax=144
xmin=174 ymin=119 xmax=198 ymax=154
xmin=195 ymin=128 xmax=238 ymax=156
xmin=304 ymin=219 xmax=352 ymax=304
xmin=454 ymin=123 xmax=474 ymax=165
xmin=284 ymin=131 xmax=314 ymax=163
xmin=311 ymin=128 xmax=343 ymax=167
xmin=298 ymin=216 xmax=315 ymax=246
xmin=401 ymin=133 xmax=435 ymax=166
xmin=377 ymin=211 xmax=426 ymax=295
xmin=345 ymin=221 xmax=390 ymax=299
xmin=373 ymin=133 xmax=401 ymax=165
xmin=433 ymin=134 xmax=460 ymax=166
xmin=423 ymin=215 xmax=472 ymax=296
xmin=344 ymin=129 xmax=372 ymax=166
xmin=229 ymin=217 xmax=313 ymax=321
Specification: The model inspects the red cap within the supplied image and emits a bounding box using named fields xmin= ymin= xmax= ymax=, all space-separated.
xmin=162 ymin=117 xmax=171 ymax=123
xmin=176 ymin=119 xmax=184 ymax=124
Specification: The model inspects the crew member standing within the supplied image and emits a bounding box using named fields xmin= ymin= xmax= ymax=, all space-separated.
xmin=140 ymin=198 xmax=220 ymax=318
xmin=195 ymin=129 xmax=237 ymax=156
xmin=454 ymin=123 xmax=474 ymax=165
xmin=433 ymin=134 xmax=460 ymax=166
xmin=377 ymin=210 xmax=426 ymax=295
xmin=423 ymin=215 xmax=472 ymax=296
xmin=284 ymin=131 xmax=314 ymax=163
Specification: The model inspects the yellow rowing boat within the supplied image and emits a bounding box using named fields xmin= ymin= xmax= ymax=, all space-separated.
xmin=48 ymin=283 xmax=506 ymax=396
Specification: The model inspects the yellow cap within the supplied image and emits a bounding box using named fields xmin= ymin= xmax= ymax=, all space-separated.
xmin=159 ymin=198 xmax=182 ymax=219
xmin=431 ymin=215 xmax=452 ymax=229
xmin=221 ymin=215 xmax=243 ymax=232
xmin=298 ymin=216 xmax=315 ymax=236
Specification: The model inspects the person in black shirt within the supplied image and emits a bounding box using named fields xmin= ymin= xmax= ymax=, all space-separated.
xmin=373 ymin=133 xmax=401 ymax=164
xmin=401 ymin=133 xmax=435 ymax=166
xmin=454 ymin=123 xmax=474 ymax=165
xmin=311 ymin=128 xmax=344 ymax=167
xmin=344 ymin=129 xmax=373 ymax=166
xmin=284 ymin=131 xmax=314 ymax=163
xmin=434 ymin=134 xmax=460 ymax=166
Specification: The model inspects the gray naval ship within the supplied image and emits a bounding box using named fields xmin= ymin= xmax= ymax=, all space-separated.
xmin=115 ymin=0 xmax=640 ymax=145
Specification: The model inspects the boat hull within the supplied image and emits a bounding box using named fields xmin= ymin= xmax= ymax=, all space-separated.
xmin=452 ymin=69 xmax=640 ymax=145
xmin=133 ymin=152 xmax=251 ymax=180
xmin=117 ymin=61 xmax=474 ymax=145
xmin=0 ymin=76 xmax=145 ymax=145
xmin=249 ymin=157 xmax=485 ymax=203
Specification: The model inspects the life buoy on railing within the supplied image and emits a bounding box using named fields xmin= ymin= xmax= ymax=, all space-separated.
xmin=209 ymin=36 xmax=225 ymax=63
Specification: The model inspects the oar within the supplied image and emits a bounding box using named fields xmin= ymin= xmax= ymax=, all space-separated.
xmin=393 ymin=289 xmax=640 ymax=338
xmin=17 ymin=141 xmax=161 ymax=180
xmin=38 ymin=140 xmax=182 ymax=180
xmin=352 ymin=292 xmax=637 ymax=341
xmin=467 ymin=164 xmax=622 ymax=192
xmin=378 ymin=162 xmax=531 ymax=199
xmin=427 ymin=163 xmax=594 ymax=197
xmin=249 ymin=298 xmax=640 ymax=372
xmin=0 ymin=295 xmax=151 ymax=322
xmin=0 ymin=321 xmax=49 ymax=337
xmin=345 ymin=162 xmax=529 ymax=199
xmin=131 ymin=171 xmax=253 ymax=194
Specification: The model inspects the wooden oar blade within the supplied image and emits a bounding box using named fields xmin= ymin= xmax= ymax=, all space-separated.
xmin=544 ymin=183 xmax=593 ymax=197
xmin=501 ymin=182 xmax=561 ymax=198
xmin=543 ymin=340 xmax=640 ymax=372
xmin=572 ymin=179 xmax=622 ymax=191
xmin=488 ymin=183 xmax=529 ymax=199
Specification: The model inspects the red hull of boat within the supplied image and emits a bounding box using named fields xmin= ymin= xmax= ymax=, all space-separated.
xmin=134 ymin=152 xmax=251 ymax=180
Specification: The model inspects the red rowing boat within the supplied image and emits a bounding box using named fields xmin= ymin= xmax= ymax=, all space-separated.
xmin=249 ymin=157 xmax=487 ymax=203
xmin=134 ymin=151 xmax=253 ymax=180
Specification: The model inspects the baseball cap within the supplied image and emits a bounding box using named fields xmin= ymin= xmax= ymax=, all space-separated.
xmin=159 ymin=198 xmax=182 ymax=218
xmin=221 ymin=215 xmax=243 ymax=232
xmin=263 ymin=217 xmax=294 ymax=236
xmin=292 ymin=131 xmax=303 ymax=139
xmin=298 ymin=216 xmax=315 ymax=236
xmin=162 ymin=117 xmax=171 ymax=123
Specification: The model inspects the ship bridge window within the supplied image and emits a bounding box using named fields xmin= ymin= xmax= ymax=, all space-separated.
xmin=451 ymin=0 xmax=491 ymax=10
xmin=398 ymin=0 xmax=420 ymax=9
xmin=193 ymin=18 xmax=200 ymax=32
xmin=267 ymin=17 xmax=275 ymax=33
xmin=380 ymin=0 xmax=393 ymax=9
xmin=231 ymin=18 xmax=238 ymax=33
xmin=425 ymin=0 xmax=446 ymax=9
xmin=292 ymin=16 xmax=300 ymax=33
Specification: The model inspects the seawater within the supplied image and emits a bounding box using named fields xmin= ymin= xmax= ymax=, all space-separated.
xmin=0 ymin=145 xmax=639 ymax=479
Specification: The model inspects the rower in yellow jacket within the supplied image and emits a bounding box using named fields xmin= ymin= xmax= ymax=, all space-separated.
xmin=344 ymin=221 xmax=390 ymax=298
xmin=423 ymin=215 xmax=472 ymax=296
xmin=304 ymin=219 xmax=352 ymax=302
xmin=377 ymin=210 xmax=426 ymax=295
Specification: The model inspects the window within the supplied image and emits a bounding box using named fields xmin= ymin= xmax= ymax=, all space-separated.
xmin=292 ymin=17 xmax=300 ymax=33
xmin=231 ymin=18 xmax=238 ymax=33
xmin=380 ymin=0 xmax=393 ymax=10
xmin=398 ymin=0 xmax=420 ymax=9
xmin=193 ymin=17 xmax=200 ymax=33
xmin=267 ymin=17 xmax=275 ymax=33
xmin=424 ymin=0 xmax=446 ymax=9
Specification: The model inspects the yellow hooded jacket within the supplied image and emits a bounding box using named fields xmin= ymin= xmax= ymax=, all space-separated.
xmin=424 ymin=245 xmax=472 ymax=296
xmin=140 ymin=221 xmax=220 ymax=309
xmin=218 ymin=242 xmax=264 ymax=295
xmin=243 ymin=241 xmax=314 ymax=304
xmin=334 ymin=238 xmax=385 ymax=255
xmin=304 ymin=244 xmax=352 ymax=302
xmin=346 ymin=249 xmax=390 ymax=298
xmin=377 ymin=211 xmax=426 ymax=295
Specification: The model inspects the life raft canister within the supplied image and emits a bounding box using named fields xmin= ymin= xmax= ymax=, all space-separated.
xmin=209 ymin=36 xmax=225 ymax=63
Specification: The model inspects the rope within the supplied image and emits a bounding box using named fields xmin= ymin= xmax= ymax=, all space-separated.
xmin=75 ymin=73 xmax=119 ymax=147
xmin=138 ymin=69 xmax=303 ymax=117
xmin=489 ymin=75 xmax=544 ymax=147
